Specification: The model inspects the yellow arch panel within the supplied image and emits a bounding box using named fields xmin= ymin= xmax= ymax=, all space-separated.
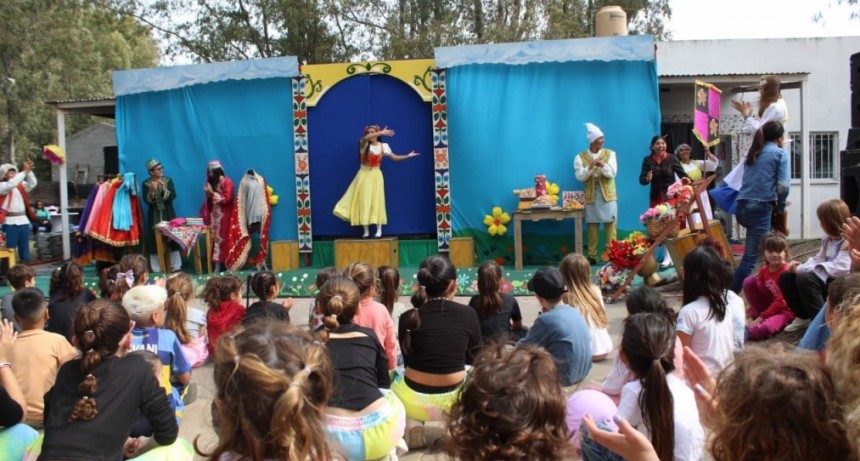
xmin=302 ymin=59 xmax=435 ymax=106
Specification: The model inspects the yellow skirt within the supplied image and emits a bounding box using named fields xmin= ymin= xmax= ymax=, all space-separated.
xmin=333 ymin=166 xmax=387 ymax=226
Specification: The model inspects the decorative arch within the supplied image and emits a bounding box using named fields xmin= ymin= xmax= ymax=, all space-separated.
xmin=291 ymin=59 xmax=451 ymax=253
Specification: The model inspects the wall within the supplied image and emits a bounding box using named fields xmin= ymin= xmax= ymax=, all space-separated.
xmin=52 ymin=122 xmax=115 ymax=184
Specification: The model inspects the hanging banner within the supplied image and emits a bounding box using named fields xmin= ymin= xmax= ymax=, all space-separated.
xmin=693 ymin=80 xmax=722 ymax=147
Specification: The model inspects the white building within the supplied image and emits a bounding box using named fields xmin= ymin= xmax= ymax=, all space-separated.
xmin=656 ymin=36 xmax=860 ymax=238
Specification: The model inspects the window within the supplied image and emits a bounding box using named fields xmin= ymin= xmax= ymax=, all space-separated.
xmin=789 ymin=132 xmax=802 ymax=180
xmin=786 ymin=132 xmax=838 ymax=180
xmin=810 ymin=132 xmax=838 ymax=180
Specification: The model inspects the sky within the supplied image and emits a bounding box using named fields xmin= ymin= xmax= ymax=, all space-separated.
xmin=667 ymin=0 xmax=860 ymax=40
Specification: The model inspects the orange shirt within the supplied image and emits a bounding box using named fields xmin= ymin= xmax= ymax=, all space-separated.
xmin=11 ymin=329 xmax=78 ymax=421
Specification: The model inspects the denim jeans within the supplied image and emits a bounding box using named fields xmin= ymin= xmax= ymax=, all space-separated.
xmin=731 ymin=200 xmax=773 ymax=293
xmin=797 ymin=306 xmax=830 ymax=352
xmin=3 ymin=223 xmax=31 ymax=261
xmin=580 ymin=421 xmax=626 ymax=461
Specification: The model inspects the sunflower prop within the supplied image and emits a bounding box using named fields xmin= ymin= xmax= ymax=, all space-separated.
xmin=267 ymin=185 xmax=279 ymax=206
xmin=483 ymin=206 xmax=511 ymax=236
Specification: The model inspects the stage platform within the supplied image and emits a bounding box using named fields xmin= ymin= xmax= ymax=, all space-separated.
xmin=1 ymin=260 xmax=676 ymax=299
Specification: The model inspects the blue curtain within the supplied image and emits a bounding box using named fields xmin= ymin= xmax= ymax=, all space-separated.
xmin=447 ymin=60 xmax=661 ymax=234
xmin=115 ymin=77 xmax=296 ymax=241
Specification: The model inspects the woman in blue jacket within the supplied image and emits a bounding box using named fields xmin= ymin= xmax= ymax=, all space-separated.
xmin=731 ymin=121 xmax=790 ymax=293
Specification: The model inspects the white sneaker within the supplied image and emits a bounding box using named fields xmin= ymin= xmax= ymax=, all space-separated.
xmin=784 ymin=317 xmax=812 ymax=332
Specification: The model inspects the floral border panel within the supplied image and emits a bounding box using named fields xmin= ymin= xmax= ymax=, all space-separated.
xmin=292 ymin=76 xmax=313 ymax=252
xmin=432 ymin=68 xmax=452 ymax=251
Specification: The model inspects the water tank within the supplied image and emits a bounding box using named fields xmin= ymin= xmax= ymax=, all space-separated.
xmin=595 ymin=5 xmax=628 ymax=37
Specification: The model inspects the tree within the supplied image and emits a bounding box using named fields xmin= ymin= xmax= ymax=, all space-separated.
xmin=113 ymin=0 xmax=670 ymax=63
xmin=0 ymin=1 xmax=159 ymax=166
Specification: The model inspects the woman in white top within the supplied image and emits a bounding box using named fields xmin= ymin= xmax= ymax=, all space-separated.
xmin=675 ymin=144 xmax=717 ymax=226
xmin=721 ymin=76 xmax=789 ymax=196
xmin=333 ymin=125 xmax=419 ymax=238
xmin=676 ymin=246 xmax=745 ymax=373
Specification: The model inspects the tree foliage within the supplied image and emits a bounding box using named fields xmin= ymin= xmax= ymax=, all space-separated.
xmin=116 ymin=0 xmax=670 ymax=63
xmin=0 ymin=0 xmax=159 ymax=165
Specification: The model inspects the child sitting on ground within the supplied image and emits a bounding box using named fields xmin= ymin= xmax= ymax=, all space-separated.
xmin=115 ymin=254 xmax=153 ymax=302
xmin=9 ymin=288 xmax=77 ymax=428
xmin=345 ymin=262 xmax=397 ymax=370
xmin=122 ymin=285 xmax=191 ymax=418
xmin=743 ymin=231 xmax=793 ymax=340
xmin=377 ymin=265 xmax=410 ymax=336
xmin=46 ymin=261 xmax=97 ymax=342
xmin=581 ymin=313 xmax=704 ymax=461
xmin=517 ymin=266 xmax=592 ymax=387
xmin=204 ymin=322 xmax=336 ymax=460
xmin=560 ymin=254 xmax=612 ymax=361
xmin=244 ymin=271 xmax=293 ymax=325
xmin=203 ymin=275 xmax=245 ymax=354
xmin=97 ymin=264 xmax=121 ymax=300
xmin=309 ymin=267 xmax=340 ymax=331
xmin=317 ymin=275 xmax=406 ymax=460
xmin=468 ymin=261 xmax=524 ymax=344
xmin=445 ymin=343 xmax=570 ymax=461
xmin=1 ymin=264 xmax=36 ymax=331
xmin=164 ymin=273 xmax=209 ymax=367
xmin=36 ymin=300 xmax=179 ymax=460
xmin=780 ymin=199 xmax=852 ymax=332
xmin=600 ymin=286 xmax=683 ymax=404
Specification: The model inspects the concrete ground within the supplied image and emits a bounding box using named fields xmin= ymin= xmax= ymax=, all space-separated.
xmin=181 ymin=284 xmax=688 ymax=460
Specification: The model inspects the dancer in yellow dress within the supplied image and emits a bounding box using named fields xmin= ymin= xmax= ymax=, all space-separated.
xmin=333 ymin=125 xmax=419 ymax=238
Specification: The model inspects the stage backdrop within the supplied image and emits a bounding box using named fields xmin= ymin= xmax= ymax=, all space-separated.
xmin=113 ymin=58 xmax=299 ymax=241
xmin=308 ymin=74 xmax=435 ymax=237
xmin=438 ymin=36 xmax=661 ymax=263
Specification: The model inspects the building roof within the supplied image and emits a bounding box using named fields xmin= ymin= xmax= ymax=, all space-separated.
xmin=45 ymin=97 xmax=116 ymax=118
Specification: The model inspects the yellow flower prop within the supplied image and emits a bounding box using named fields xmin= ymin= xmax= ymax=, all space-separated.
xmin=483 ymin=206 xmax=511 ymax=236
xmin=267 ymin=185 xmax=280 ymax=206
xmin=546 ymin=181 xmax=560 ymax=202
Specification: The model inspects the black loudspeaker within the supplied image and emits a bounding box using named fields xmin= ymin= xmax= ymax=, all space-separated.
xmin=103 ymin=146 xmax=118 ymax=175
xmin=852 ymin=52 xmax=860 ymax=128
xmin=841 ymin=149 xmax=860 ymax=216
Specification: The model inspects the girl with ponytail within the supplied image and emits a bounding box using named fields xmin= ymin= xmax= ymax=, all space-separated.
xmin=203 ymin=322 xmax=335 ymax=461
xmin=39 ymin=299 xmax=179 ymax=460
xmin=164 ymin=273 xmax=209 ymax=367
xmin=317 ymin=276 xmax=406 ymax=460
xmin=394 ymin=255 xmax=481 ymax=448
xmin=581 ymin=313 xmax=704 ymax=461
xmin=344 ymin=262 xmax=397 ymax=370
xmin=243 ymin=270 xmax=292 ymax=325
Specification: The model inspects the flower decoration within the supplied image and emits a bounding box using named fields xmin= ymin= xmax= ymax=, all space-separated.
xmin=640 ymin=202 xmax=675 ymax=224
xmin=667 ymin=179 xmax=694 ymax=204
xmin=546 ymin=181 xmax=560 ymax=202
xmin=266 ymin=185 xmax=280 ymax=206
xmin=483 ymin=206 xmax=511 ymax=236
xmin=595 ymin=263 xmax=632 ymax=294
xmin=602 ymin=231 xmax=649 ymax=269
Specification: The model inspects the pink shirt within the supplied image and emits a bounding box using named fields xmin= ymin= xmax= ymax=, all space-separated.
xmin=353 ymin=298 xmax=397 ymax=369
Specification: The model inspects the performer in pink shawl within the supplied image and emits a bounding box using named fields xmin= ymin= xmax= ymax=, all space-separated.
xmin=201 ymin=160 xmax=235 ymax=272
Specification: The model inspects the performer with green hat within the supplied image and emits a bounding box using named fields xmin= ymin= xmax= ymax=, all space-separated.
xmin=142 ymin=158 xmax=180 ymax=272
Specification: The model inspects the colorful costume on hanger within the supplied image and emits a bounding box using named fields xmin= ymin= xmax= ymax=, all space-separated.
xmin=333 ymin=142 xmax=392 ymax=226
xmin=86 ymin=174 xmax=142 ymax=247
xmin=226 ymin=170 xmax=271 ymax=270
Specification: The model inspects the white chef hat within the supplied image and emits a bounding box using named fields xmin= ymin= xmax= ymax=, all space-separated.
xmin=585 ymin=123 xmax=604 ymax=143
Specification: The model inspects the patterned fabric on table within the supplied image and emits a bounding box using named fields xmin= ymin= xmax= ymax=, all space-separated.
xmin=156 ymin=223 xmax=203 ymax=253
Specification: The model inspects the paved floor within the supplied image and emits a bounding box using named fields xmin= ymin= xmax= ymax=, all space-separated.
xmin=181 ymin=286 xmax=687 ymax=460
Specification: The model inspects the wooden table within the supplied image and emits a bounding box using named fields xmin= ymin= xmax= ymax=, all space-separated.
xmin=154 ymin=227 xmax=211 ymax=274
xmin=513 ymin=208 xmax=584 ymax=270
